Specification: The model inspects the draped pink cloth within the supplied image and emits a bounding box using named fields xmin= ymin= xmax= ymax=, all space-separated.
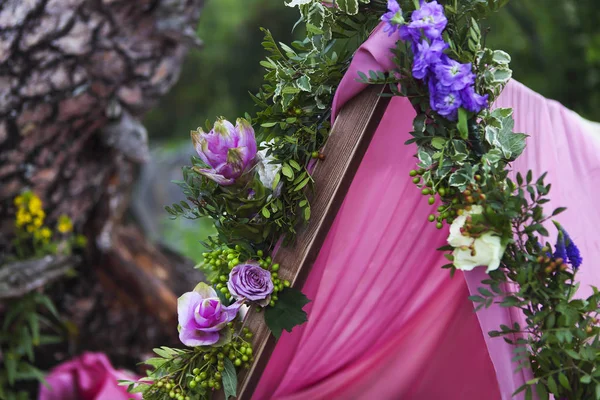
xmin=38 ymin=352 xmax=141 ymax=400
xmin=255 ymin=23 xmax=600 ymax=400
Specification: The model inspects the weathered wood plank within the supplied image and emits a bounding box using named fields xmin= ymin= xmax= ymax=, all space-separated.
xmin=233 ymin=84 xmax=391 ymax=399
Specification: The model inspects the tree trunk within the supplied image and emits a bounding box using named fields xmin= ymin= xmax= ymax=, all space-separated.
xmin=0 ymin=0 xmax=204 ymax=371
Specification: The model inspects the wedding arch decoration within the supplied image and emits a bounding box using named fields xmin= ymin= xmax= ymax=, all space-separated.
xmin=125 ymin=1 xmax=600 ymax=399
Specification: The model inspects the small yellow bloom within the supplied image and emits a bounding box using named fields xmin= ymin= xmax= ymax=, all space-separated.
xmin=57 ymin=215 xmax=73 ymax=234
xmin=23 ymin=214 xmax=32 ymax=223
xmin=29 ymin=196 xmax=42 ymax=211
xmin=14 ymin=196 xmax=23 ymax=206
xmin=26 ymin=225 xmax=35 ymax=233
xmin=33 ymin=217 xmax=43 ymax=228
xmin=40 ymin=227 xmax=52 ymax=240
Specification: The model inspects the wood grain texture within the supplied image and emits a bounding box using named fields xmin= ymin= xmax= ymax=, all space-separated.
xmin=231 ymin=84 xmax=391 ymax=399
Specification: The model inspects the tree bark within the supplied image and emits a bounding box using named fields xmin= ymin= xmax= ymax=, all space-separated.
xmin=0 ymin=0 xmax=204 ymax=370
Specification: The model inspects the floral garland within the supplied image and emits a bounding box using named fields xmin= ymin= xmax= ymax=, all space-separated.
xmin=129 ymin=1 xmax=600 ymax=399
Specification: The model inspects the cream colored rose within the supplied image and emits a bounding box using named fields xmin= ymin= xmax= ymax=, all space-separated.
xmin=447 ymin=205 xmax=505 ymax=273
xmin=256 ymin=143 xmax=282 ymax=191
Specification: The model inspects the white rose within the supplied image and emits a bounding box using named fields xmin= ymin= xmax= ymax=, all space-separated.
xmin=452 ymin=232 xmax=505 ymax=273
xmin=446 ymin=205 xmax=505 ymax=272
xmin=256 ymin=145 xmax=282 ymax=191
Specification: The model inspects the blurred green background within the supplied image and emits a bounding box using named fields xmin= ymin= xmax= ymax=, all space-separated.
xmin=142 ymin=0 xmax=600 ymax=261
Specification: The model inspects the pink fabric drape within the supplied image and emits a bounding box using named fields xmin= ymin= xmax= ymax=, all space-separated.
xmin=255 ymin=23 xmax=600 ymax=400
xmin=38 ymin=352 xmax=141 ymax=400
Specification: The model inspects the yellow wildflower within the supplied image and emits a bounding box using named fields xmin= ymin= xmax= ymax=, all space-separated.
xmin=29 ymin=196 xmax=42 ymax=214
xmin=57 ymin=215 xmax=73 ymax=234
xmin=40 ymin=227 xmax=52 ymax=240
xmin=14 ymin=195 xmax=23 ymax=206
xmin=26 ymin=225 xmax=35 ymax=233
xmin=33 ymin=217 xmax=43 ymax=228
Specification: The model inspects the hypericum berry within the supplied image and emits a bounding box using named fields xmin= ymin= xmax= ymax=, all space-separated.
xmin=436 ymin=222 xmax=443 ymax=229
xmin=412 ymin=177 xmax=420 ymax=184
xmin=271 ymin=263 xmax=280 ymax=271
xmin=428 ymin=214 xmax=435 ymax=222
xmin=438 ymin=187 xmax=446 ymax=196
xmin=428 ymin=196 xmax=435 ymax=205
xmin=421 ymin=188 xmax=430 ymax=195
xmin=189 ymin=380 xmax=196 ymax=388
xmin=409 ymin=170 xmax=418 ymax=177
xmin=311 ymin=151 xmax=319 ymax=158
xmin=257 ymin=250 xmax=263 ymax=257
xmin=234 ymin=359 xmax=242 ymax=367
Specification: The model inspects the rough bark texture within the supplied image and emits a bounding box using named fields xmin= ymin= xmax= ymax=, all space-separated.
xmin=0 ymin=0 xmax=204 ymax=373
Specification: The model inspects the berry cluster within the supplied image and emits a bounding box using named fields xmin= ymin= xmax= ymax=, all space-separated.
xmin=148 ymin=331 xmax=254 ymax=400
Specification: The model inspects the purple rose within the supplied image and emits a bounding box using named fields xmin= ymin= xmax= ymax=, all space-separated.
xmin=177 ymin=283 xmax=240 ymax=347
xmin=429 ymin=79 xmax=462 ymax=120
xmin=412 ymin=39 xmax=448 ymax=80
xmin=227 ymin=262 xmax=274 ymax=307
xmin=460 ymin=86 xmax=488 ymax=113
xmin=433 ymin=56 xmax=475 ymax=91
xmin=402 ymin=0 xmax=447 ymax=42
xmin=381 ymin=0 xmax=404 ymax=36
xmin=191 ymin=118 xmax=257 ymax=185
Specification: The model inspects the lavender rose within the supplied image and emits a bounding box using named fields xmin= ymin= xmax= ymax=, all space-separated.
xmin=191 ymin=117 xmax=257 ymax=185
xmin=177 ymin=282 xmax=240 ymax=347
xmin=227 ymin=262 xmax=274 ymax=307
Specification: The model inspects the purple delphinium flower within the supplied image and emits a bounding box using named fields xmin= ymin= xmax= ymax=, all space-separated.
xmin=429 ymin=79 xmax=461 ymax=120
xmin=381 ymin=0 xmax=404 ymax=36
xmin=405 ymin=0 xmax=447 ymax=41
xmin=412 ymin=39 xmax=448 ymax=80
xmin=562 ymin=228 xmax=582 ymax=269
xmin=553 ymin=231 xmax=568 ymax=262
xmin=460 ymin=86 xmax=489 ymax=113
xmin=433 ymin=56 xmax=475 ymax=91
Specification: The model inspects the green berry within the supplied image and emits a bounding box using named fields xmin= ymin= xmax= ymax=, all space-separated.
xmin=193 ymin=368 xmax=200 ymax=375
xmin=199 ymin=371 xmax=207 ymax=380
xmin=194 ymin=376 xmax=201 ymax=382
xmin=436 ymin=222 xmax=443 ymax=229
xmin=257 ymin=250 xmax=264 ymax=257
xmin=234 ymin=358 xmax=242 ymax=366
xmin=189 ymin=380 xmax=197 ymax=388
xmin=271 ymin=272 xmax=278 ymax=279
xmin=157 ymin=381 xmax=164 ymax=387
xmin=235 ymin=245 xmax=242 ymax=251
xmin=312 ymin=151 xmax=319 ymax=158
xmin=438 ymin=188 xmax=446 ymax=196
xmin=166 ymin=383 xmax=172 ymax=390
xmin=217 ymin=365 xmax=224 ymax=372
xmin=214 ymin=382 xmax=222 ymax=390
xmin=409 ymin=170 xmax=417 ymax=177
xmin=220 ymin=287 xmax=228 ymax=294
xmin=242 ymin=355 xmax=249 ymax=362
xmin=270 ymin=300 xmax=275 ymax=307
xmin=271 ymin=263 xmax=280 ymax=271
xmin=232 ymin=258 xmax=239 ymax=265
xmin=200 ymin=381 xmax=208 ymax=389
xmin=214 ymin=372 xmax=222 ymax=380
xmin=412 ymin=177 xmax=420 ymax=184
xmin=169 ymin=392 xmax=175 ymax=398
xmin=219 ymin=275 xmax=227 ymax=282
xmin=216 ymin=283 xmax=223 ymax=289
xmin=428 ymin=196 xmax=435 ymax=205
xmin=421 ymin=188 xmax=430 ymax=195
xmin=283 ymin=280 xmax=291 ymax=287
xmin=428 ymin=214 xmax=435 ymax=222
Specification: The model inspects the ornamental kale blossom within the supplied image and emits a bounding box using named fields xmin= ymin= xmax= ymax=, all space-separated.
xmin=191 ymin=118 xmax=257 ymax=186
xmin=381 ymin=0 xmax=404 ymax=36
xmin=400 ymin=0 xmax=447 ymax=42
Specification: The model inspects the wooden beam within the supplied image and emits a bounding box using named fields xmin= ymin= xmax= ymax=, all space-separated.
xmin=232 ymin=84 xmax=391 ymax=399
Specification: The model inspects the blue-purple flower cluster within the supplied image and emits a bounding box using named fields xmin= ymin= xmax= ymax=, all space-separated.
xmin=554 ymin=224 xmax=582 ymax=269
xmin=381 ymin=0 xmax=488 ymax=120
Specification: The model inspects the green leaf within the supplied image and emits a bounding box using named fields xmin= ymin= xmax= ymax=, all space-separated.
xmin=296 ymin=75 xmax=312 ymax=92
xmin=558 ymin=373 xmax=571 ymax=391
xmin=222 ymin=358 xmax=238 ymax=399
xmin=493 ymin=67 xmax=512 ymax=83
xmin=261 ymin=122 xmax=278 ymax=128
xmin=262 ymin=207 xmax=271 ymax=218
xmin=307 ymin=2 xmax=325 ymax=28
xmin=431 ymin=137 xmax=446 ymax=150
xmin=281 ymin=164 xmax=294 ymax=179
xmin=264 ymin=288 xmax=310 ymax=339
xmin=457 ymin=108 xmax=469 ymax=139
xmin=288 ymin=159 xmax=302 ymax=171
xmin=547 ymin=375 xmax=558 ymax=394
xmin=492 ymin=50 xmax=511 ymax=65
xmin=535 ymin=383 xmax=549 ymax=400
xmin=336 ymin=0 xmax=359 ymax=15
xmin=581 ymin=375 xmax=592 ymax=384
